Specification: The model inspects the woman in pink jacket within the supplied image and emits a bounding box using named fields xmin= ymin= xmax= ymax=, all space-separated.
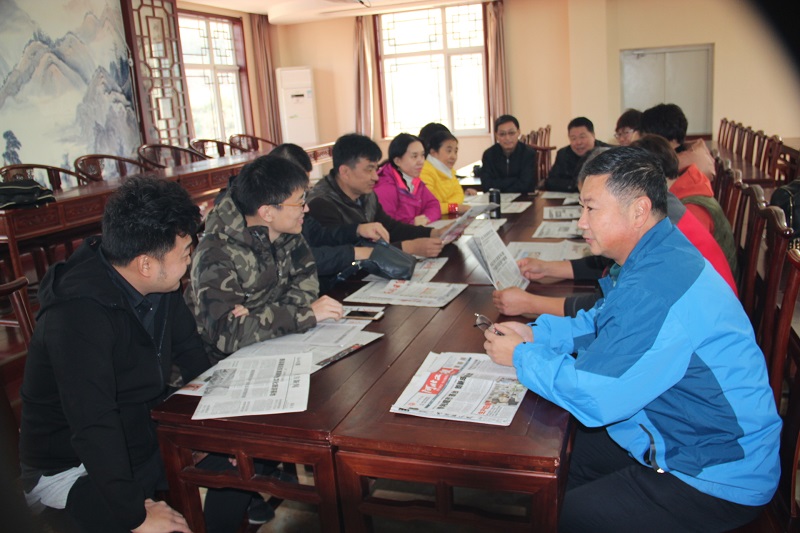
xmin=375 ymin=133 xmax=441 ymax=225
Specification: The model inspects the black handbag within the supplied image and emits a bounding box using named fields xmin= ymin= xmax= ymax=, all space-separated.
xmin=0 ymin=179 xmax=55 ymax=209
xmin=770 ymin=179 xmax=800 ymax=243
xmin=337 ymin=239 xmax=416 ymax=282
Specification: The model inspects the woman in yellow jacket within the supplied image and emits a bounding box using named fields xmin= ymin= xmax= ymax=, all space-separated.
xmin=419 ymin=130 xmax=477 ymax=216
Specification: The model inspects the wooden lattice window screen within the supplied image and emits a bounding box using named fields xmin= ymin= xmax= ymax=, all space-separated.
xmin=122 ymin=0 xmax=194 ymax=146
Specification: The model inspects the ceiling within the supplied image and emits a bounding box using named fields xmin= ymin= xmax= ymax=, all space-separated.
xmin=184 ymin=0 xmax=474 ymax=24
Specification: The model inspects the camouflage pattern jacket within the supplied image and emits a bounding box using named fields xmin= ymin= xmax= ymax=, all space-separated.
xmin=185 ymin=190 xmax=319 ymax=362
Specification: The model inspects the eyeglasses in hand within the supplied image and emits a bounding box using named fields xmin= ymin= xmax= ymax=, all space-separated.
xmin=474 ymin=313 xmax=504 ymax=335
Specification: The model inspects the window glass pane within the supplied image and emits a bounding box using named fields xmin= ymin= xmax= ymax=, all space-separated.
xmin=384 ymin=55 xmax=446 ymax=137
xmin=178 ymin=17 xmax=210 ymax=65
xmin=381 ymin=9 xmax=442 ymax=55
xmin=185 ymin=68 xmax=220 ymax=139
xmin=217 ymin=71 xmax=244 ymax=140
xmin=450 ymin=53 xmax=486 ymax=130
xmin=445 ymin=4 xmax=484 ymax=49
xmin=210 ymin=20 xmax=235 ymax=66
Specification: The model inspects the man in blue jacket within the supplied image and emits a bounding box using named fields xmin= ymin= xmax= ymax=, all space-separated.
xmin=484 ymin=147 xmax=780 ymax=532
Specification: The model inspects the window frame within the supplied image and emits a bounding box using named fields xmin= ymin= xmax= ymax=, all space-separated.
xmin=374 ymin=4 xmax=490 ymax=139
xmin=177 ymin=10 xmax=254 ymax=142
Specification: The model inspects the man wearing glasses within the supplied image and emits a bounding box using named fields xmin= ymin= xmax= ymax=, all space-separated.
xmin=185 ymin=155 xmax=343 ymax=364
xmin=479 ymin=114 xmax=538 ymax=193
xmin=546 ymin=116 xmax=610 ymax=192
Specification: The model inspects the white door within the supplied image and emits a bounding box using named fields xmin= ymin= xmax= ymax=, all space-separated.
xmin=621 ymin=45 xmax=713 ymax=135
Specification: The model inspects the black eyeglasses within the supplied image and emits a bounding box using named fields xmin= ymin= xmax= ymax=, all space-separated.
xmin=275 ymin=191 xmax=307 ymax=208
xmin=474 ymin=313 xmax=504 ymax=335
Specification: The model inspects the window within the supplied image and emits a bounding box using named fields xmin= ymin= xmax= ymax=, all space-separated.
xmin=178 ymin=13 xmax=250 ymax=141
xmin=377 ymin=4 xmax=487 ymax=137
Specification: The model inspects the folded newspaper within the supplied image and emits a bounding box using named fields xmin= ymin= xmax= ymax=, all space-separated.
xmin=390 ymin=352 xmax=528 ymax=426
xmin=469 ymin=223 xmax=529 ymax=290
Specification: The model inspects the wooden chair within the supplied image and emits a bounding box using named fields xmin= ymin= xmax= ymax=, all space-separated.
xmin=74 ymin=154 xmax=149 ymax=180
xmin=717 ymin=117 xmax=730 ymax=148
xmin=228 ymin=134 xmax=278 ymax=154
xmin=189 ymin=139 xmax=243 ymax=158
xmin=723 ymin=168 xmax=745 ymax=228
xmin=760 ymin=249 xmax=800 ymax=531
xmin=526 ymin=125 xmax=556 ymax=186
xmin=751 ymin=130 xmax=768 ymax=168
xmin=0 ymin=277 xmax=34 ymax=480
xmin=0 ymin=277 xmax=34 ymax=348
xmin=734 ymin=124 xmax=749 ymax=158
xmin=137 ymin=144 xmax=209 ymax=169
xmin=742 ymin=127 xmax=757 ymax=164
xmin=759 ymin=135 xmax=784 ymax=181
xmin=0 ymin=163 xmax=94 ymax=191
xmin=755 ymin=206 xmax=794 ymax=361
xmin=738 ymin=184 xmax=768 ymax=322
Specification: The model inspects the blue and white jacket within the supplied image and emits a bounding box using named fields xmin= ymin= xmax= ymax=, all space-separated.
xmin=513 ymin=218 xmax=781 ymax=506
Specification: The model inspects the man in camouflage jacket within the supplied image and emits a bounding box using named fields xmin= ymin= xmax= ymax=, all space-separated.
xmin=185 ymin=156 xmax=343 ymax=362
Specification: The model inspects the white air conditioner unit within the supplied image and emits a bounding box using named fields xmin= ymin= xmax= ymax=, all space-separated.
xmin=276 ymin=67 xmax=319 ymax=147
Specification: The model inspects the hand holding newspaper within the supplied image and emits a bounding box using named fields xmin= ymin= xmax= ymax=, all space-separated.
xmin=391 ymin=352 xmax=528 ymax=426
xmin=469 ymin=223 xmax=529 ymax=290
xmin=439 ymin=203 xmax=499 ymax=244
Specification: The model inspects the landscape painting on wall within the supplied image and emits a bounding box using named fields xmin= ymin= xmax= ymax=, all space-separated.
xmin=0 ymin=0 xmax=140 ymax=185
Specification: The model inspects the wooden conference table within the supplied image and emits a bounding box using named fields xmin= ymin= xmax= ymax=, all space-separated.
xmin=152 ymin=193 xmax=590 ymax=532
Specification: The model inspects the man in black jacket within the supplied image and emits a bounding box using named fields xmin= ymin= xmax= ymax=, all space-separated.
xmin=480 ymin=114 xmax=538 ymax=193
xmin=546 ymin=116 xmax=610 ymax=192
xmin=307 ymin=133 xmax=450 ymax=259
xmin=19 ymin=177 xmax=250 ymax=532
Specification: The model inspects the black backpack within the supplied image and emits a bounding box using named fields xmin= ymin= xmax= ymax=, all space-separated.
xmin=0 ymin=179 xmax=55 ymax=209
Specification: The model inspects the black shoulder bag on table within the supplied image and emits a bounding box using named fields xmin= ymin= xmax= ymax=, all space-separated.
xmin=336 ymin=238 xmax=417 ymax=282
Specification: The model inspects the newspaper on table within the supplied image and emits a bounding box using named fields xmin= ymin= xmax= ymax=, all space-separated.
xmin=344 ymin=279 xmax=467 ymax=307
xmin=438 ymin=204 xmax=498 ymax=244
xmin=468 ymin=223 xmax=529 ymax=290
xmin=498 ymin=201 xmax=532 ymax=214
xmin=543 ymin=205 xmax=582 ymax=220
xmin=463 ymin=218 xmax=507 ymax=234
xmin=390 ymin=352 xmax=528 ymax=426
xmin=532 ymin=220 xmax=580 ymax=239
xmin=178 ymin=322 xmax=385 ymax=394
xmin=191 ymin=353 xmax=311 ymax=420
xmin=365 ymin=257 xmax=447 ymax=283
xmin=507 ymin=240 xmax=591 ymax=262
xmin=540 ymin=191 xmax=580 ymax=202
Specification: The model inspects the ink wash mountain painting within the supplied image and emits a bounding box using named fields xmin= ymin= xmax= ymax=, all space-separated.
xmin=0 ymin=0 xmax=140 ymax=186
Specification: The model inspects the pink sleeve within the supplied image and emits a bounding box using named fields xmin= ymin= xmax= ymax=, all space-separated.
xmin=374 ymin=169 xmax=401 ymax=220
xmin=419 ymin=182 xmax=442 ymax=222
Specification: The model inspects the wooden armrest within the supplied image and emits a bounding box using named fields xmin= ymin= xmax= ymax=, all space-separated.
xmin=528 ymin=144 xmax=557 ymax=152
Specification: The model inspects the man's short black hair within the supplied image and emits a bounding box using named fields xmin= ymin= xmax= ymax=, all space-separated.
xmin=494 ymin=114 xmax=519 ymax=131
xmin=579 ymin=146 xmax=668 ymax=219
xmin=231 ymin=155 xmax=309 ymax=216
xmin=101 ymin=176 xmax=201 ymax=265
xmin=640 ymin=103 xmax=688 ymax=146
xmin=568 ymin=116 xmax=595 ymax=134
xmin=631 ymin=134 xmax=680 ymax=179
xmin=332 ymin=133 xmax=382 ymax=173
xmin=271 ymin=143 xmax=313 ymax=173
